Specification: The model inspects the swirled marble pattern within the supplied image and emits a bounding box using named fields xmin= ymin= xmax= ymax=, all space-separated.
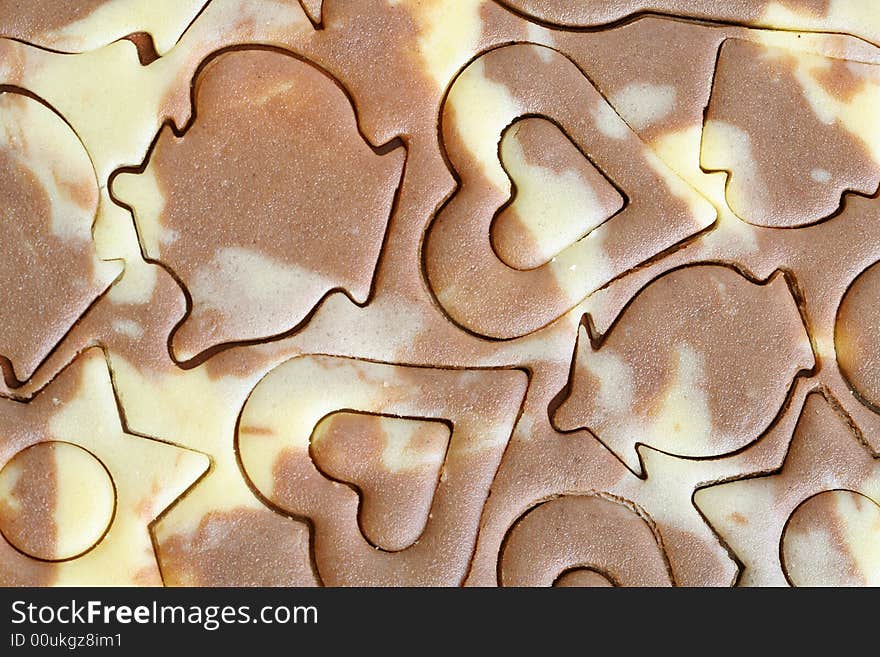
xmin=2 ymin=0 xmax=879 ymax=586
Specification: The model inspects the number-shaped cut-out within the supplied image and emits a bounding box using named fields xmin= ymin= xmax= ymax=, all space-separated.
xmin=499 ymin=494 xmax=674 ymax=587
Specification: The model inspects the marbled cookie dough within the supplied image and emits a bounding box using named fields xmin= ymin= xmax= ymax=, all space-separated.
xmin=113 ymin=47 xmax=405 ymax=361
xmin=1 ymin=0 xmax=879 ymax=587
xmin=0 ymin=0 xmax=207 ymax=54
xmin=0 ymin=349 xmax=207 ymax=585
xmin=0 ymin=91 xmax=121 ymax=383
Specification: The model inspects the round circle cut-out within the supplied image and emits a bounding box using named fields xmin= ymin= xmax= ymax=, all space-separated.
xmin=782 ymin=490 xmax=880 ymax=587
xmin=0 ymin=442 xmax=115 ymax=561
xmin=836 ymin=262 xmax=880 ymax=410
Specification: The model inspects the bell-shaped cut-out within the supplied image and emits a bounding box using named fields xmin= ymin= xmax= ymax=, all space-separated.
xmin=702 ymin=39 xmax=880 ymax=228
xmin=112 ymin=48 xmax=405 ymax=362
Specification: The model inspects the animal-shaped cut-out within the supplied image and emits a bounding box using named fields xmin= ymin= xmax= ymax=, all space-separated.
xmin=554 ymin=265 xmax=814 ymax=473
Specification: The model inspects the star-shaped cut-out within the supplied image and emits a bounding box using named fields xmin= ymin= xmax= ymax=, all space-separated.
xmin=0 ymin=348 xmax=208 ymax=585
xmin=695 ymin=391 xmax=880 ymax=586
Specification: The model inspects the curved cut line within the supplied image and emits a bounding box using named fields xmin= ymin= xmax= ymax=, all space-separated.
xmin=549 ymin=264 xmax=816 ymax=477
xmin=307 ymin=409 xmax=453 ymax=554
xmin=0 ymin=85 xmax=124 ymax=387
xmin=424 ymin=41 xmax=715 ymax=341
xmin=780 ymin=488 xmax=880 ymax=586
xmin=497 ymin=491 xmax=676 ymax=587
xmin=0 ymin=440 xmax=118 ymax=564
xmin=492 ymin=2 xmax=880 ymax=50
xmin=489 ymin=114 xmax=629 ymax=272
